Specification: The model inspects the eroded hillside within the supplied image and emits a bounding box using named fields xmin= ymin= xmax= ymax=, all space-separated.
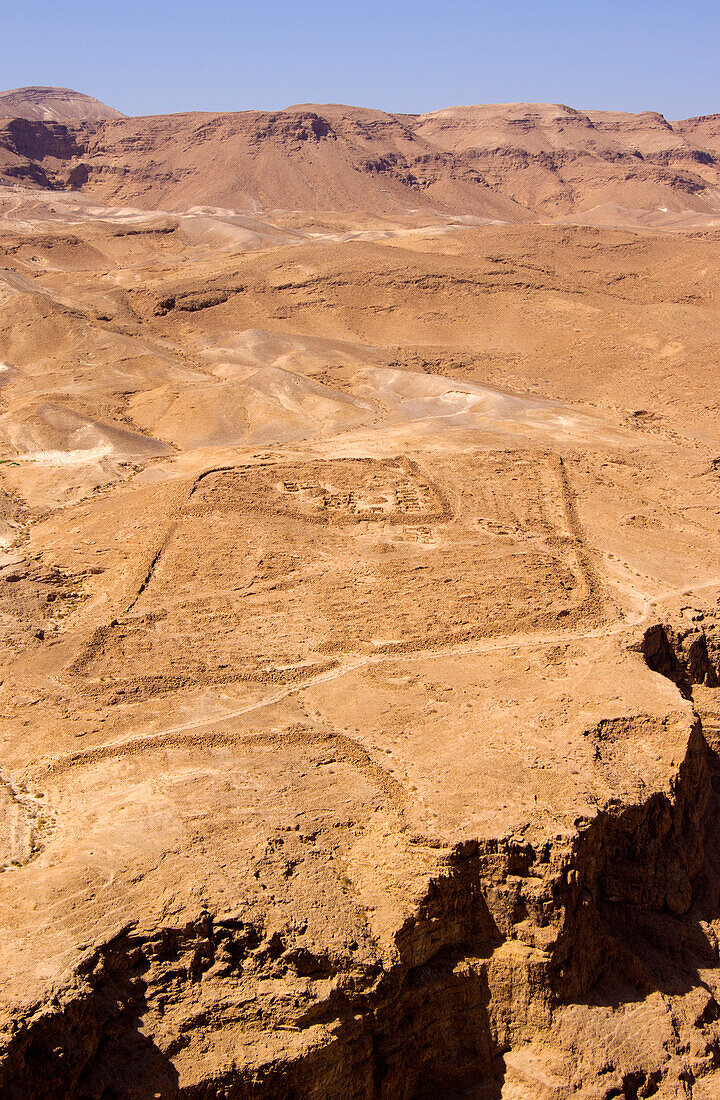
xmin=4 ymin=97 xmax=720 ymax=219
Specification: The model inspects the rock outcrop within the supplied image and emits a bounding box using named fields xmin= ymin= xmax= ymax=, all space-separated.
xmin=3 ymin=97 xmax=720 ymax=218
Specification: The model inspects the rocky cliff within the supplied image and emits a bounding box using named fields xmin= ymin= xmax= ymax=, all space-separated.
xmin=2 ymin=96 xmax=720 ymax=218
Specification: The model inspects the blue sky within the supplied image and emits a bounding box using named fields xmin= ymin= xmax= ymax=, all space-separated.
xmin=4 ymin=0 xmax=719 ymax=119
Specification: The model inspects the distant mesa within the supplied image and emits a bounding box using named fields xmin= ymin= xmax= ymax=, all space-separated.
xmin=0 ymin=86 xmax=124 ymax=122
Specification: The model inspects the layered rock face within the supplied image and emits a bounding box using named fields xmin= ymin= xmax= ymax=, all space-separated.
xmin=2 ymin=94 xmax=720 ymax=218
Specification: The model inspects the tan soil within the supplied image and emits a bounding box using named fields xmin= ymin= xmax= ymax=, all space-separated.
xmin=0 ymin=91 xmax=720 ymax=1099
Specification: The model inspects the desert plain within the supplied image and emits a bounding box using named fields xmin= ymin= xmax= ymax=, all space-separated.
xmin=0 ymin=88 xmax=719 ymax=1098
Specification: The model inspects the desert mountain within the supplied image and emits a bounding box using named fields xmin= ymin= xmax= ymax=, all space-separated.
xmin=0 ymin=86 xmax=124 ymax=123
xmin=1 ymin=93 xmax=720 ymax=218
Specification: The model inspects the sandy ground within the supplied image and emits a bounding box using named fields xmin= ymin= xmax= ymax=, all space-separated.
xmin=0 ymin=190 xmax=720 ymax=1097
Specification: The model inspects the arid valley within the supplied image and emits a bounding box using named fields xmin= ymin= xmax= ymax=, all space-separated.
xmin=1 ymin=86 xmax=720 ymax=1098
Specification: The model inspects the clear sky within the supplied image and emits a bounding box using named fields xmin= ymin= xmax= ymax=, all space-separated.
xmin=4 ymin=0 xmax=719 ymax=120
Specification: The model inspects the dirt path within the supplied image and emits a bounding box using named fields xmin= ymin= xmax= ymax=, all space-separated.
xmin=30 ymin=574 xmax=720 ymax=781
